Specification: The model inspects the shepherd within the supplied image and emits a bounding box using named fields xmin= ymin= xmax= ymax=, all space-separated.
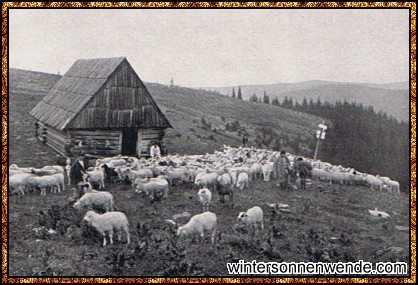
xmin=291 ymin=157 xmax=313 ymax=190
xmin=273 ymin=150 xmax=291 ymax=189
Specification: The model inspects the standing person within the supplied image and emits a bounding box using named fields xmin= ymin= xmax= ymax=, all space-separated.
xmin=242 ymin=133 xmax=248 ymax=147
xmin=70 ymin=152 xmax=88 ymax=186
xmin=293 ymin=157 xmax=312 ymax=190
xmin=150 ymin=142 xmax=161 ymax=159
xmin=273 ymin=150 xmax=291 ymax=189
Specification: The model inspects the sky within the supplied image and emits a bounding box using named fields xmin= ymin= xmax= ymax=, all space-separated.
xmin=9 ymin=8 xmax=410 ymax=88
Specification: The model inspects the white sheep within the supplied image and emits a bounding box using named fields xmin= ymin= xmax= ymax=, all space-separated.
xmin=27 ymin=175 xmax=60 ymax=195
xmin=52 ymin=173 xmax=65 ymax=192
xmin=123 ymin=168 xmax=153 ymax=183
xmin=250 ymin=163 xmax=263 ymax=180
xmin=32 ymin=165 xmax=64 ymax=176
xmin=166 ymin=212 xmax=217 ymax=244
xmin=194 ymin=171 xmax=219 ymax=190
xmin=261 ymin=162 xmax=273 ymax=181
xmin=82 ymin=210 xmax=130 ymax=246
xmin=237 ymin=206 xmax=264 ymax=231
xmin=198 ymin=188 xmax=212 ymax=212
xmin=134 ymin=177 xmax=169 ymax=199
xmin=9 ymin=164 xmax=34 ymax=173
xmin=236 ymin=172 xmax=249 ymax=190
xmin=73 ymin=191 xmax=114 ymax=212
xmin=82 ymin=169 xmax=105 ymax=189
xmin=388 ymin=180 xmax=400 ymax=194
xmin=9 ymin=173 xmax=36 ymax=195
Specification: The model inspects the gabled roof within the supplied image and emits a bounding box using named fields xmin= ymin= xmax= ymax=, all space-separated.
xmin=30 ymin=57 xmax=128 ymax=130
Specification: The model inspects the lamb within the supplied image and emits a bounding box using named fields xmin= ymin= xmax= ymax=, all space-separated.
xmin=166 ymin=212 xmax=217 ymax=244
xmin=198 ymin=188 xmax=212 ymax=212
xmin=237 ymin=206 xmax=264 ymax=231
xmin=236 ymin=172 xmax=249 ymax=190
xmin=73 ymin=191 xmax=114 ymax=212
xmin=82 ymin=210 xmax=130 ymax=246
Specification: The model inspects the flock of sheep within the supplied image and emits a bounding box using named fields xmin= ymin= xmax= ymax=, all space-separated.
xmin=9 ymin=145 xmax=401 ymax=247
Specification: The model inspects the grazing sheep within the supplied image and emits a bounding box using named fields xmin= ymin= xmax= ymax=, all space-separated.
xmin=82 ymin=210 xmax=130 ymax=246
xmin=163 ymin=167 xmax=189 ymax=186
xmin=198 ymin=188 xmax=212 ymax=212
xmin=236 ymin=172 xmax=249 ymax=190
xmin=134 ymin=177 xmax=169 ymax=199
xmin=194 ymin=171 xmax=219 ymax=191
xmin=237 ymin=206 xmax=264 ymax=231
xmin=73 ymin=191 xmax=114 ymax=212
xmin=166 ymin=212 xmax=217 ymax=244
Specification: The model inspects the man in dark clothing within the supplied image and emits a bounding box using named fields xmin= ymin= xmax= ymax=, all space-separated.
xmin=70 ymin=153 xmax=88 ymax=186
xmin=293 ymin=157 xmax=313 ymax=190
xmin=242 ymin=134 xmax=248 ymax=147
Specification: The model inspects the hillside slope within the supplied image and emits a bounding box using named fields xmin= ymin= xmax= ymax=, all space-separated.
xmin=205 ymin=81 xmax=409 ymax=122
xmin=146 ymin=83 xmax=327 ymax=155
xmin=8 ymin=68 xmax=327 ymax=157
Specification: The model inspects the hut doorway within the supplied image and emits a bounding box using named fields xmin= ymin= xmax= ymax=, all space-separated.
xmin=121 ymin=128 xmax=138 ymax=155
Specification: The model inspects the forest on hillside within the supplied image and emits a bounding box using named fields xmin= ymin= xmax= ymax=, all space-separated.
xmin=244 ymin=93 xmax=410 ymax=194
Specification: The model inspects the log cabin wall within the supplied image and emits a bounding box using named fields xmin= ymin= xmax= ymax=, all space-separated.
xmin=35 ymin=121 xmax=71 ymax=156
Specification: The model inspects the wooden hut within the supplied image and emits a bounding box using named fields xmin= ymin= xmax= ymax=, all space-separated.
xmin=30 ymin=57 xmax=172 ymax=157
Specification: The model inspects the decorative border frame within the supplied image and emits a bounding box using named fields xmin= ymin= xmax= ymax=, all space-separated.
xmin=1 ymin=2 xmax=416 ymax=283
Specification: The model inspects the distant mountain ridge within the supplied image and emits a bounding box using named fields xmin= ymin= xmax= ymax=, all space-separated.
xmin=203 ymin=80 xmax=409 ymax=122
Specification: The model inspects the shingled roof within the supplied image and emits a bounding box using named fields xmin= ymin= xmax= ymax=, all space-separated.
xmin=30 ymin=57 xmax=171 ymax=131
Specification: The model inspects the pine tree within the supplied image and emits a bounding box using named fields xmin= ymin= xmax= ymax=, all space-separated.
xmin=250 ymin=94 xmax=258 ymax=102
xmin=232 ymin=88 xmax=236 ymax=99
xmin=237 ymin=86 xmax=243 ymax=100
xmin=302 ymin=97 xmax=308 ymax=110
xmin=263 ymin=90 xmax=270 ymax=104
xmin=272 ymin=97 xmax=280 ymax=106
